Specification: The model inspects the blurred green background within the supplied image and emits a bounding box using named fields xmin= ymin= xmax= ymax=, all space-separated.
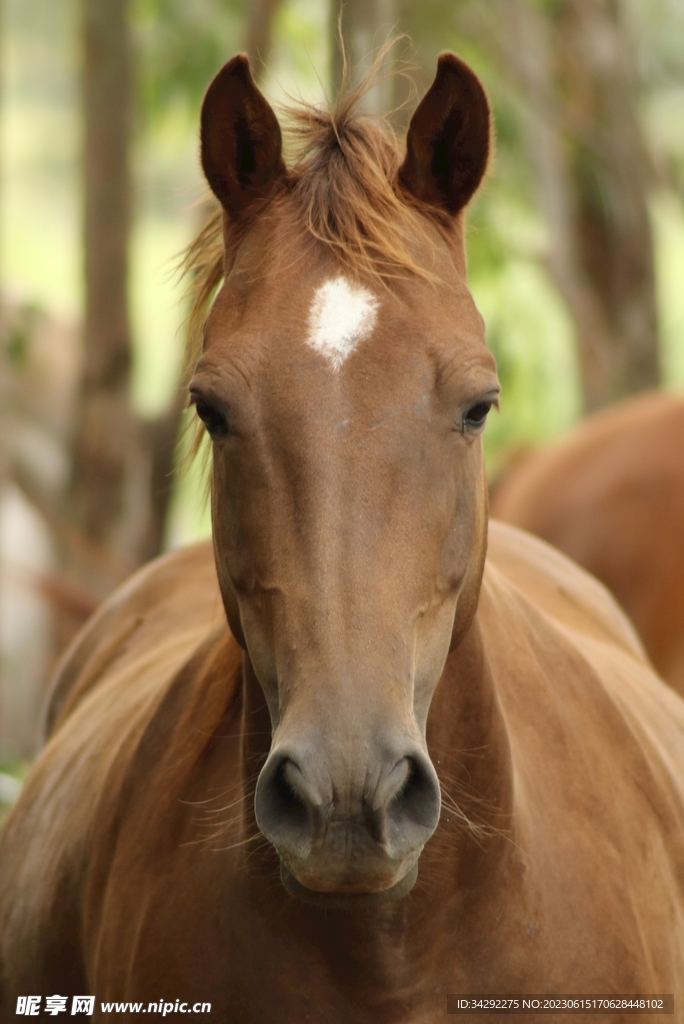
xmin=5 ymin=1 xmax=684 ymax=471
xmin=0 ymin=0 xmax=683 ymax=787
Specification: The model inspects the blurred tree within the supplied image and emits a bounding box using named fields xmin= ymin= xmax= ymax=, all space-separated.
xmin=246 ymin=0 xmax=281 ymax=75
xmin=64 ymin=0 xmax=181 ymax=600
xmin=504 ymin=0 xmax=659 ymax=411
xmin=447 ymin=0 xmax=661 ymax=411
xmin=70 ymin=0 xmax=134 ymax=565
xmin=330 ymin=0 xmax=394 ymax=113
xmin=135 ymin=0 xmax=251 ymax=121
xmin=0 ymin=0 xmax=4 ymax=303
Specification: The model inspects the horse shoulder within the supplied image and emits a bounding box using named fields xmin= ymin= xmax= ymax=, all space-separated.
xmin=45 ymin=540 xmax=222 ymax=735
xmin=484 ymin=521 xmax=684 ymax=757
xmin=480 ymin=520 xmax=684 ymax=978
xmin=483 ymin=520 xmax=684 ymax=868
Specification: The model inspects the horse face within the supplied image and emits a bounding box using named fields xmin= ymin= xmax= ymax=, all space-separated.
xmin=190 ymin=54 xmax=496 ymax=903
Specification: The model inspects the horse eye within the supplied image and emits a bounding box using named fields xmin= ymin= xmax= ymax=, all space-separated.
xmin=463 ymin=401 xmax=493 ymax=430
xmin=194 ymin=397 xmax=229 ymax=438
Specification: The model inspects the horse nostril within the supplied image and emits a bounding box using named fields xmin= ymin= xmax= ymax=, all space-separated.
xmin=255 ymin=754 xmax=312 ymax=858
xmin=386 ymin=754 xmax=441 ymax=847
xmin=273 ymin=760 xmax=309 ymax=828
xmin=255 ymin=746 xmax=441 ymax=866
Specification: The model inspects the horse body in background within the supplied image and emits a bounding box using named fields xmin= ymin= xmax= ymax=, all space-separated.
xmin=1 ymin=54 xmax=684 ymax=1023
xmin=492 ymin=391 xmax=684 ymax=696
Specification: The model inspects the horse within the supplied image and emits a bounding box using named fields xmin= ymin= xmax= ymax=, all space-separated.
xmin=2 ymin=53 xmax=684 ymax=1023
xmin=491 ymin=390 xmax=684 ymax=697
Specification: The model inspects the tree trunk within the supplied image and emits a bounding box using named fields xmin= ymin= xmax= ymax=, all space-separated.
xmin=245 ymin=0 xmax=282 ymax=79
xmin=553 ymin=0 xmax=660 ymax=408
xmin=453 ymin=0 xmax=660 ymax=412
xmin=67 ymin=0 xmax=181 ymax=601
xmin=329 ymin=0 xmax=394 ymax=113
xmin=70 ymin=0 xmax=134 ymax=576
xmin=0 ymin=0 xmax=4 ymax=307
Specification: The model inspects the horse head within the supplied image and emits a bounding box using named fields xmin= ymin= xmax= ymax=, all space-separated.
xmin=189 ymin=53 xmax=498 ymax=905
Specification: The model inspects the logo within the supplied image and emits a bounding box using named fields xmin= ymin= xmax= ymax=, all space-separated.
xmin=16 ymin=996 xmax=95 ymax=1016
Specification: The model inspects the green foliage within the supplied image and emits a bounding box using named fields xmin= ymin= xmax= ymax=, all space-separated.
xmin=627 ymin=0 xmax=684 ymax=85
xmin=468 ymin=189 xmax=583 ymax=454
xmin=653 ymin=193 xmax=684 ymax=388
xmin=2 ymin=302 xmax=45 ymax=369
xmin=270 ymin=0 xmax=329 ymax=91
xmin=5 ymin=0 xmax=684 ymax=545
xmin=444 ymin=30 xmax=583 ymax=473
xmin=133 ymin=0 xmax=246 ymax=131
xmin=6 ymin=326 xmax=28 ymax=367
xmin=475 ymin=259 xmax=580 ymax=477
xmin=0 ymin=762 xmax=28 ymax=816
xmin=626 ymin=0 xmax=684 ymax=195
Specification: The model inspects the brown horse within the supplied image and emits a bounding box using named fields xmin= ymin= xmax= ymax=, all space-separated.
xmin=2 ymin=55 xmax=684 ymax=1023
xmin=491 ymin=390 xmax=684 ymax=697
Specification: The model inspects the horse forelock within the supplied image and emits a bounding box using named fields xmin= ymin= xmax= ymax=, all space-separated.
xmin=283 ymin=95 xmax=445 ymax=284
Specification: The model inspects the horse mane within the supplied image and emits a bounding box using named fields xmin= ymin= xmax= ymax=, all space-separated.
xmin=181 ymin=57 xmax=447 ymax=382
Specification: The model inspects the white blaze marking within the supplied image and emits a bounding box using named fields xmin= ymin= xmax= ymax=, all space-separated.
xmin=306 ymin=276 xmax=379 ymax=370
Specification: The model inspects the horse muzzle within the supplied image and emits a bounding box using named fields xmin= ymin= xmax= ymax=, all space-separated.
xmin=254 ymin=741 xmax=441 ymax=903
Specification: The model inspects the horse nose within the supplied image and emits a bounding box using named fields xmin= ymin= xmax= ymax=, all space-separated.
xmin=255 ymin=752 xmax=318 ymax=859
xmin=254 ymin=745 xmax=441 ymax=863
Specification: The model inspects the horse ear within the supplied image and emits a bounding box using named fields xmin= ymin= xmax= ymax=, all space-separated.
xmin=200 ymin=55 xmax=286 ymax=216
xmin=399 ymin=53 xmax=491 ymax=215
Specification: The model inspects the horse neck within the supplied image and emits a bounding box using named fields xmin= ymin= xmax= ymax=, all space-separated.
xmin=424 ymin=612 xmax=515 ymax=887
